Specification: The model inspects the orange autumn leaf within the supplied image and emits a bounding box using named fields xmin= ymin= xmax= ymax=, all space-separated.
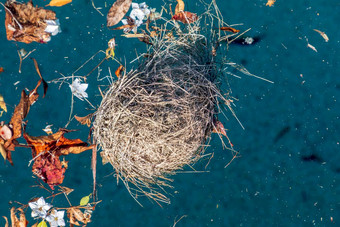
xmin=47 ymin=0 xmax=72 ymax=7
xmin=112 ymin=24 xmax=135 ymax=30
xmin=75 ymin=113 xmax=93 ymax=127
xmin=0 ymin=67 xmax=3 ymax=74
xmin=220 ymin=27 xmax=240 ymax=33
xmin=172 ymin=11 xmax=198 ymax=24
xmin=24 ymin=129 xmax=93 ymax=189
xmin=266 ymin=0 xmax=276 ymax=7
xmin=24 ymin=129 xmax=92 ymax=157
xmin=175 ymin=0 xmax=185 ymax=14
xmin=115 ymin=65 xmax=124 ymax=78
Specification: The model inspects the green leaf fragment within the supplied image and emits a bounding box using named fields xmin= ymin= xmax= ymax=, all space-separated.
xmin=80 ymin=193 xmax=92 ymax=206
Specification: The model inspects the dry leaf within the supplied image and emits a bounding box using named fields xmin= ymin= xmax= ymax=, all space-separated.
xmin=24 ymin=129 xmax=93 ymax=189
xmin=172 ymin=11 xmax=198 ymax=24
xmin=67 ymin=208 xmax=91 ymax=226
xmin=75 ymin=113 xmax=93 ymax=127
xmin=61 ymin=158 xmax=68 ymax=168
xmin=32 ymin=58 xmax=48 ymax=98
xmin=0 ymin=67 xmax=3 ymax=74
xmin=266 ymin=0 xmax=276 ymax=7
xmin=212 ymin=120 xmax=227 ymax=137
xmin=175 ymin=0 xmax=185 ymax=14
xmin=24 ymin=129 xmax=92 ymax=157
xmin=58 ymin=185 xmax=74 ymax=195
xmin=0 ymin=144 xmax=7 ymax=161
xmin=307 ymin=43 xmax=317 ymax=52
xmin=0 ymin=95 xmax=7 ymax=112
xmin=121 ymin=33 xmax=146 ymax=38
xmin=47 ymin=0 xmax=72 ymax=7
xmin=112 ymin=24 xmax=135 ymax=30
xmin=4 ymin=1 xmax=57 ymax=43
xmin=115 ymin=65 xmax=124 ymax=78
xmin=220 ymin=27 xmax=240 ymax=33
xmin=2 ymin=216 xmax=8 ymax=227
xmin=107 ymin=0 xmax=133 ymax=27
xmin=313 ymin=29 xmax=329 ymax=42
xmin=10 ymin=207 xmax=28 ymax=227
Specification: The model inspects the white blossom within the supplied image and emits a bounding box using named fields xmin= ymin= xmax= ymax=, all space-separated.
xmin=45 ymin=19 xmax=61 ymax=36
xmin=46 ymin=209 xmax=65 ymax=227
xmin=121 ymin=2 xmax=150 ymax=33
xmin=28 ymin=197 xmax=52 ymax=219
xmin=69 ymin=78 xmax=88 ymax=101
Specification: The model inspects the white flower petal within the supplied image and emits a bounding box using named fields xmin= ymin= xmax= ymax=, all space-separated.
xmin=135 ymin=20 xmax=143 ymax=27
xmin=58 ymin=218 xmax=66 ymax=226
xmin=69 ymin=79 xmax=88 ymax=101
xmin=31 ymin=210 xmax=39 ymax=218
xmin=29 ymin=201 xmax=39 ymax=210
xmin=142 ymin=8 xmax=150 ymax=17
xmin=36 ymin=197 xmax=45 ymax=206
xmin=131 ymin=2 xmax=139 ymax=9
xmin=121 ymin=19 xmax=128 ymax=25
xmin=43 ymin=204 xmax=52 ymax=211
xmin=130 ymin=9 xmax=145 ymax=21
xmin=38 ymin=210 xmax=47 ymax=218
xmin=57 ymin=210 xmax=65 ymax=219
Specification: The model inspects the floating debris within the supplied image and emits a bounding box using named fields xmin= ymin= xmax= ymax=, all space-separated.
xmin=313 ymin=29 xmax=329 ymax=42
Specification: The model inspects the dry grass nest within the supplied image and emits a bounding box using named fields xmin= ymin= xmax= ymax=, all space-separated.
xmin=93 ymin=18 xmax=227 ymax=204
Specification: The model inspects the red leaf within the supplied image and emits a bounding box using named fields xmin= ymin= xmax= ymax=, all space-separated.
xmin=172 ymin=11 xmax=198 ymax=24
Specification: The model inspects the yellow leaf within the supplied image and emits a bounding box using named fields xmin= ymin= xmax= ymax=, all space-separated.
xmin=80 ymin=193 xmax=92 ymax=206
xmin=175 ymin=0 xmax=185 ymax=14
xmin=37 ymin=220 xmax=47 ymax=227
xmin=0 ymin=95 xmax=7 ymax=112
xmin=47 ymin=0 xmax=72 ymax=7
xmin=0 ymin=144 xmax=7 ymax=161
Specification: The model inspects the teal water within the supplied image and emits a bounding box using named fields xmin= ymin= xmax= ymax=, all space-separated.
xmin=1 ymin=0 xmax=340 ymax=226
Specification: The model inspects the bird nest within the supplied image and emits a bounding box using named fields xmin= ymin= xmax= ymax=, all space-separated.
xmin=93 ymin=15 xmax=227 ymax=204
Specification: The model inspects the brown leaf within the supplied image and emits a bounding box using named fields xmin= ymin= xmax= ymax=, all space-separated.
xmin=10 ymin=207 xmax=28 ymax=227
xmin=107 ymin=0 xmax=132 ymax=27
xmin=5 ymin=1 xmax=57 ymax=43
xmin=58 ymin=185 xmax=74 ymax=195
xmin=10 ymin=90 xmax=30 ymax=140
xmin=32 ymin=58 xmax=48 ymax=98
xmin=0 ymin=67 xmax=3 ymax=74
xmin=67 ymin=208 xmax=91 ymax=226
xmin=74 ymin=113 xmax=93 ymax=127
xmin=172 ymin=11 xmax=198 ymax=24
xmin=220 ymin=27 xmax=240 ymax=33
